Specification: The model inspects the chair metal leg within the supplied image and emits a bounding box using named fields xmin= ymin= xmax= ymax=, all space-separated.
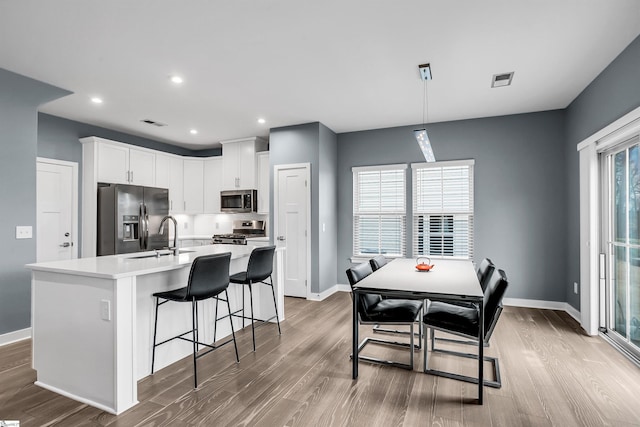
xmin=423 ymin=327 xmax=501 ymax=389
xmin=195 ymin=300 xmax=199 ymax=353
xmin=225 ymin=290 xmax=240 ymax=362
xmin=248 ymin=282 xmax=256 ymax=352
xmin=151 ymin=296 xmax=160 ymax=374
xmin=191 ymin=298 xmax=198 ymax=389
xmin=269 ymin=275 xmax=281 ymax=335
xmin=242 ymin=284 xmax=246 ymax=329
xmin=423 ymin=324 xmax=428 ymax=373
xmin=213 ymin=297 xmax=219 ymax=344
xmin=350 ymin=321 xmax=416 ymax=370
xmin=409 ymin=323 xmax=414 ymax=368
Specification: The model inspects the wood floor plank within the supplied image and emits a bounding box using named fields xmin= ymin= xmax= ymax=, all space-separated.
xmin=3 ymin=294 xmax=640 ymax=426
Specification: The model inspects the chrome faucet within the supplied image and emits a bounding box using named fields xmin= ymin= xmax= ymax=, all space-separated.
xmin=159 ymin=215 xmax=179 ymax=255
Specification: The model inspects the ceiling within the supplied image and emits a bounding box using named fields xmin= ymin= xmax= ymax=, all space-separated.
xmin=1 ymin=1 xmax=639 ymax=150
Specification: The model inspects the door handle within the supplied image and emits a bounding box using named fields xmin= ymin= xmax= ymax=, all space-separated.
xmin=277 ymin=236 xmax=286 ymax=241
xmin=139 ymin=204 xmax=145 ymax=249
xmin=59 ymin=242 xmax=73 ymax=247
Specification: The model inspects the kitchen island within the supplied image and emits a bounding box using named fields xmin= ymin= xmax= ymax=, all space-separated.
xmin=26 ymin=244 xmax=284 ymax=415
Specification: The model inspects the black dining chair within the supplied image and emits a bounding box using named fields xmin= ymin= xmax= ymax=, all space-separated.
xmin=476 ymin=258 xmax=495 ymax=291
xmin=229 ymin=245 xmax=280 ymax=352
xmin=422 ymin=267 xmax=509 ymax=388
xmin=151 ymin=252 xmax=239 ymax=389
xmin=369 ymin=255 xmax=423 ymax=343
xmin=433 ymin=258 xmax=496 ymax=348
xmin=369 ymin=255 xmax=388 ymax=271
xmin=347 ymin=262 xmax=423 ymax=370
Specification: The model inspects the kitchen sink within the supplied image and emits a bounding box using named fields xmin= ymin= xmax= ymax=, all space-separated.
xmin=125 ymin=249 xmax=195 ymax=259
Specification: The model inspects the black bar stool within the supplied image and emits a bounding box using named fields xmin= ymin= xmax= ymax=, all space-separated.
xmin=151 ymin=252 xmax=239 ymax=388
xmin=229 ymin=245 xmax=281 ymax=351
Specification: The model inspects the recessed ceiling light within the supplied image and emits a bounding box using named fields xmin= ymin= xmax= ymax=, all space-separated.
xmin=257 ymin=118 xmax=266 ymax=124
xmin=170 ymin=75 xmax=184 ymax=84
xmin=190 ymin=129 xmax=198 ymax=135
xmin=91 ymin=97 xmax=103 ymax=104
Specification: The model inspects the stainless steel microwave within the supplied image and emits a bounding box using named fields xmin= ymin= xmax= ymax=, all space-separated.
xmin=220 ymin=189 xmax=258 ymax=213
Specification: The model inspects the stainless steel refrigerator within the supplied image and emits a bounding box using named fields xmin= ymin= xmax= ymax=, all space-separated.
xmin=97 ymin=184 xmax=169 ymax=255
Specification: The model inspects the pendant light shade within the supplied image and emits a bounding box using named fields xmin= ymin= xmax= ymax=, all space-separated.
xmin=415 ymin=63 xmax=436 ymax=162
xmin=414 ymin=128 xmax=435 ymax=162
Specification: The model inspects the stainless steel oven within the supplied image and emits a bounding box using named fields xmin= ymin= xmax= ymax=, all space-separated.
xmin=220 ymin=189 xmax=257 ymax=213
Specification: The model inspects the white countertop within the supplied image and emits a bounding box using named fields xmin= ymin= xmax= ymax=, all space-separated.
xmin=177 ymin=235 xmax=212 ymax=240
xmin=25 ymin=245 xmax=253 ymax=280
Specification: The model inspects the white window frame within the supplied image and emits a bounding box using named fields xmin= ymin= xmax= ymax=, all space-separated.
xmin=412 ymin=159 xmax=475 ymax=260
xmin=352 ymin=163 xmax=407 ymax=261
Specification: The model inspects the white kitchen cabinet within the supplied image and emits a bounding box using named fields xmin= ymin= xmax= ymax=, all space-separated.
xmin=204 ymin=157 xmax=223 ymax=213
xmin=155 ymin=153 xmax=170 ymax=188
xmin=256 ymin=152 xmax=270 ymax=214
xmin=168 ymin=156 xmax=184 ymax=213
xmin=155 ymin=154 xmax=184 ymax=213
xmin=183 ymin=158 xmax=204 ymax=213
xmin=97 ymin=140 xmax=155 ymax=186
xmin=221 ymin=137 xmax=268 ymax=190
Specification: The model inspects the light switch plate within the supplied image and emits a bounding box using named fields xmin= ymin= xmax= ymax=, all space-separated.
xmin=16 ymin=226 xmax=33 ymax=239
xmin=101 ymin=299 xmax=111 ymax=321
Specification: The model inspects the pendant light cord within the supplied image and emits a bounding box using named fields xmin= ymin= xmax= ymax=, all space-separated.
xmin=422 ymin=80 xmax=429 ymax=127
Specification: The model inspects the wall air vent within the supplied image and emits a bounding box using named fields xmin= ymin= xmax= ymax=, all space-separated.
xmin=140 ymin=119 xmax=167 ymax=127
xmin=491 ymin=72 xmax=514 ymax=88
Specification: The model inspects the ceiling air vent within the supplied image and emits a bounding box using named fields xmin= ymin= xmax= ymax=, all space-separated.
xmin=140 ymin=119 xmax=167 ymax=127
xmin=491 ymin=72 xmax=514 ymax=88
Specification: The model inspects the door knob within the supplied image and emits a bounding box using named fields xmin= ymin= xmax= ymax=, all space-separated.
xmin=277 ymin=236 xmax=286 ymax=241
xmin=59 ymin=242 xmax=73 ymax=248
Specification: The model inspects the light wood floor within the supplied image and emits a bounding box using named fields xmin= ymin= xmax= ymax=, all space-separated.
xmin=2 ymin=292 xmax=640 ymax=426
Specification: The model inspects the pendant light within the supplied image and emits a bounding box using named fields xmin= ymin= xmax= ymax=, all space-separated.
xmin=414 ymin=63 xmax=436 ymax=162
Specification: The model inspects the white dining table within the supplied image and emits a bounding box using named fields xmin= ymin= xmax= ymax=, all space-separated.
xmin=351 ymin=257 xmax=486 ymax=404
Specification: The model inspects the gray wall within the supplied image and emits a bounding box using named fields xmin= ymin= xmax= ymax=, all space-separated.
xmin=337 ymin=111 xmax=567 ymax=302
xmin=318 ymin=123 xmax=338 ymax=293
xmin=564 ymin=34 xmax=640 ymax=309
xmin=0 ymin=69 xmax=70 ymax=335
xmin=269 ymin=122 xmax=339 ymax=294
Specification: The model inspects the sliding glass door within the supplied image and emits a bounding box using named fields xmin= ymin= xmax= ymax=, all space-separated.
xmin=603 ymin=136 xmax=640 ymax=356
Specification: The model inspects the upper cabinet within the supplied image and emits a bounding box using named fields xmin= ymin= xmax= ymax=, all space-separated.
xmin=156 ymin=153 xmax=185 ymax=213
xmin=204 ymin=157 xmax=223 ymax=213
xmin=183 ymin=158 xmax=204 ymax=214
xmin=221 ymin=137 xmax=268 ymax=190
xmin=96 ymin=139 xmax=155 ymax=186
xmin=256 ymin=152 xmax=270 ymax=214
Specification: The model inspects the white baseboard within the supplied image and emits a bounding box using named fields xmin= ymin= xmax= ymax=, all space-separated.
xmin=308 ymin=284 xmax=351 ymax=301
xmin=35 ymin=380 xmax=127 ymax=415
xmin=504 ymin=298 xmax=581 ymax=323
xmin=0 ymin=327 xmax=31 ymax=347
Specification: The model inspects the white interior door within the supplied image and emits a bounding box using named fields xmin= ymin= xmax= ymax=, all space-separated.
xmin=37 ymin=159 xmax=78 ymax=262
xmin=275 ymin=164 xmax=310 ymax=298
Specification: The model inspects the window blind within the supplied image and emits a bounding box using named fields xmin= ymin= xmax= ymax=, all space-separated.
xmin=412 ymin=160 xmax=474 ymax=259
xmin=353 ymin=164 xmax=406 ymax=257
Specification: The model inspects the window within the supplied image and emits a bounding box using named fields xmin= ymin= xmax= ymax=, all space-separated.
xmin=353 ymin=164 xmax=406 ymax=257
xmin=412 ymin=160 xmax=474 ymax=259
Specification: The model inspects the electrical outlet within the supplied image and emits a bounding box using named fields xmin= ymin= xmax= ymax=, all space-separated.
xmin=574 ymin=282 xmax=579 ymax=294
xmin=16 ymin=226 xmax=33 ymax=239
xmin=101 ymin=299 xmax=111 ymax=321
